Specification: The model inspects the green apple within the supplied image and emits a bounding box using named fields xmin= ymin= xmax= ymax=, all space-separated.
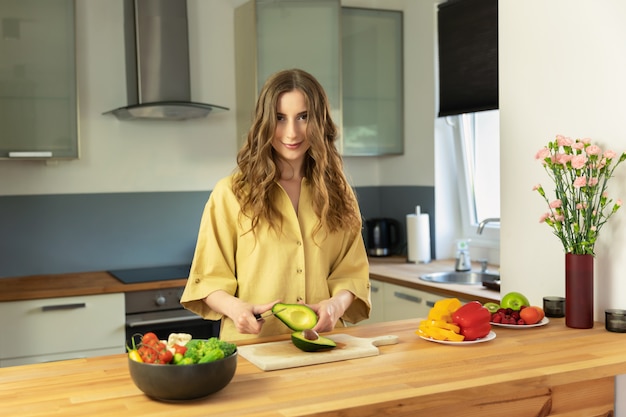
xmin=483 ymin=302 xmax=501 ymax=313
xmin=500 ymin=292 xmax=530 ymax=311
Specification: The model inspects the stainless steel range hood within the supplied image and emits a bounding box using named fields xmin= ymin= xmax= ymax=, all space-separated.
xmin=104 ymin=0 xmax=228 ymax=121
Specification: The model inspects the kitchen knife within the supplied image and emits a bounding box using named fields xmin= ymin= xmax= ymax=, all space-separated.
xmin=254 ymin=308 xmax=286 ymax=321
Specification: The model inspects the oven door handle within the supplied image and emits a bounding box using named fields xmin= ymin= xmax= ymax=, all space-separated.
xmin=127 ymin=315 xmax=204 ymax=328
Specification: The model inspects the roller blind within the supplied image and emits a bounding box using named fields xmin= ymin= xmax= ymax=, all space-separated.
xmin=437 ymin=0 xmax=498 ymax=117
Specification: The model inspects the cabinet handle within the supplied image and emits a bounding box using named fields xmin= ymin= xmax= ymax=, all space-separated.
xmin=426 ymin=300 xmax=436 ymax=308
xmin=41 ymin=302 xmax=86 ymax=312
xmin=8 ymin=151 xmax=53 ymax=158
xmin=393 ymin=291 xmax=422 ymax=304
xmin=127 ymin=315 xmax=203 ymax=328
xmin=371 ymin=285 xmax=380 ymax=293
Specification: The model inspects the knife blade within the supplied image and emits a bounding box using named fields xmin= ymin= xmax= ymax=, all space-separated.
xmin=254 ymin=308 xmax=286 ymax=321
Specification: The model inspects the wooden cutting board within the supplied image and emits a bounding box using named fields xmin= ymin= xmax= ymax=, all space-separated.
xmin=237 ymin=333 xmax=399 ymax=371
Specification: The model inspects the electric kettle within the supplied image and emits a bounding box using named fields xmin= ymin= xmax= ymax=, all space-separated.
xmin=365 ymin=218 xmax=401 ymax=257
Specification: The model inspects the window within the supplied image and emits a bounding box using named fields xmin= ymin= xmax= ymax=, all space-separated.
xmin=454 ymin=110 xmax=500 ymax=240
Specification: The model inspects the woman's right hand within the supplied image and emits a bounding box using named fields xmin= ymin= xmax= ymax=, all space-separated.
xmin=231 ymin=299 xmax=279 ymax=334
xmin=204 ymin=291 xmax=279 ymax=334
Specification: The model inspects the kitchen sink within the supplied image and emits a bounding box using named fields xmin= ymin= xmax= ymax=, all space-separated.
xmin=419 ymin=271 xmax=500 ymax=286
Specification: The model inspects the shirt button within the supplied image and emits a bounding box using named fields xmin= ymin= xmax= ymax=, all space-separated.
xmin=194 ymin=278 xmax=200 ymax=284
xmin=296 ymin=240 xmax=302 ymax=246
xmin=296 ymin=268 xmax=303 ymax=274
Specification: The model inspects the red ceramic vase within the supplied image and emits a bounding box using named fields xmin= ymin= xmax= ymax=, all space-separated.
xmin=565 ymin=253 xmax=594 ymax=329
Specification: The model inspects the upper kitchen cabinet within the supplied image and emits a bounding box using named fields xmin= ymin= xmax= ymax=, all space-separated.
xmin=0 ymin=0 xmax=78 ymax=160
xmin=235 ymin=0 xmax=403 ymax=156
xmin=235 ymin=0 xmax=341 ymax=149
xmin=342 ymin=8 xmax=403 ymax=156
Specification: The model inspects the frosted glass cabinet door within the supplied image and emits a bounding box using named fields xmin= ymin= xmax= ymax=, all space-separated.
xmin=256 ymin=0 xmax=341 ymax=128
xmin=0 ymin=0 xmax=78 ymax=160
xmin=341 ymin=8 xmax=403 ymax=156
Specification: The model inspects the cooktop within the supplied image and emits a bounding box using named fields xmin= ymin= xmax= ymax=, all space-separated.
xmin=108 ymin=264 xmax=191 ymax=284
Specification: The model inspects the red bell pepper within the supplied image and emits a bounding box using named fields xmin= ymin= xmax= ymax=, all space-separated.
xmin=451 ymin=301 xmax=492 ymax=341
xmin=172 ymin=344 xmax=187 ymax=355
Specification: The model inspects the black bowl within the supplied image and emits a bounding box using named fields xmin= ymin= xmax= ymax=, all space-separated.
xmin=128 ymin=351 xmax=237 ymax=401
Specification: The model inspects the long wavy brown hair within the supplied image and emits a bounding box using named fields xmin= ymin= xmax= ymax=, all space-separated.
xmin=233 ymin=68 xmax=361 ymax=237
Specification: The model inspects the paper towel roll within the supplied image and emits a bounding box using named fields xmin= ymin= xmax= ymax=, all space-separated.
xmin=406 ymin=213 xmax=431 ymax=263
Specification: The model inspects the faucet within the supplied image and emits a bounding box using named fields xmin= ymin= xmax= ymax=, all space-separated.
xmin=477 ymin=217 xmax=500 ymax=234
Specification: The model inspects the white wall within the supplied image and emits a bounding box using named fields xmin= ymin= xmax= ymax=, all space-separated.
xmin=500 ymin=0 xmax=626 ymax=325
xmin=499 ymin=2 xmax=626 ymax=412
xmin=0 ymin=0 xmax=434 ymax=196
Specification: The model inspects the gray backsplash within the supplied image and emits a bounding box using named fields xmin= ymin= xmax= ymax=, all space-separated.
xmin=0 ymin=186 xmax=434 ymax=278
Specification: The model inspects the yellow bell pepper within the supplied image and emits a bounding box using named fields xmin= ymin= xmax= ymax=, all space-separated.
xmin=427 ymin=298 xmax=462 ymax=322
xmin=420 ymin=319 xmax=461 ymax=334
xmin=417 ymin=297 xmax=465 ymax=341
xmin=417 ymin=323 xmax=465 ymax=341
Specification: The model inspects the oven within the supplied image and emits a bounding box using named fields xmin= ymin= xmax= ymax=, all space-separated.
xmin=108 ymin=265 xmax=220 ymax=343
xmin=124 ymin=287 xmax=220 ymax=343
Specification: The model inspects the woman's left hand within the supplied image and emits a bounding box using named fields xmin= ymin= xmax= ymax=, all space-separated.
xmin=309 ymin=290 xmax=355 ymax=333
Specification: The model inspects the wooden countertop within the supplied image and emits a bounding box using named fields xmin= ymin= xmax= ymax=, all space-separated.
xmin=1 ymin=318 xmax=623 ymax=416
xmin=0 ymin=270 xmax=187 ymax=302
xmin=0 ymin=258 xmax=500 ymax=303
xmin=368 ymin=257 xmax=500 ymax=304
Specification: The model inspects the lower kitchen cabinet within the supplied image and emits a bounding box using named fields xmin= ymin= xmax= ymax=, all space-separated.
xmin=384 ymin=282 xmax=447 ymax=322
xmin=0 ymin=293 xmax=125 ymax=367
xmin=360 ymin=279 xmax=471 ymax=325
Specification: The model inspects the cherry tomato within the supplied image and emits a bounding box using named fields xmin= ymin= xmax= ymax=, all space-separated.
xmin=141 ymin=332 xmax=159 ymax=346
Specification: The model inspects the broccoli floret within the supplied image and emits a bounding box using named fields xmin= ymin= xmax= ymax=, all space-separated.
xmin=182 ymin=337 xmax=237 ymax=364
xmin=205 ymin=337 xmax=237 ymax=357
xmin=182 ymin=339 xmax=206 ymax=363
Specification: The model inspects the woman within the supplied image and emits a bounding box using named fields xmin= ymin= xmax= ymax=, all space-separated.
xmin=181 ymin=69 xmax=370 ymax=342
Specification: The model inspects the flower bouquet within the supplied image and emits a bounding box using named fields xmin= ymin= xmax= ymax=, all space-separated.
xmin=534 ymin=135 xmax=626 ymax=256
xmin=534 ymin=135 xmax=626 ymax=328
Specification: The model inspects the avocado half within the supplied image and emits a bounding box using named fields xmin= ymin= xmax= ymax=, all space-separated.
xmin=291 ymin=331 xmax=337 ymax=352
xmin=272 ymin=303 xmax=318 ymax=331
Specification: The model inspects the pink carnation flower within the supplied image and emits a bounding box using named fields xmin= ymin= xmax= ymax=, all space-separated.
xmin=572 ymin=141 xmax=585 ymax=150
xmin=588 ymin=177 xmax=599 ymax=187
xmin=604 ymin=150 xmax=616 ymax=159
xmin=586 ymin=145 xmax=602 ymax=155
xmin=550 ymin=199 xmax=562 ymax=208
xmin=573 ymin=177 xmax=587 ymax=188
xmin=556 ymin=153 xmax=572 ymax=165
xmin=557 ymin=135 xmax=573 ymax=147
xmin=571 ymin=155 xmax=588 ymax=169
xmin=535 ymin=147 xmax=550 ymax=160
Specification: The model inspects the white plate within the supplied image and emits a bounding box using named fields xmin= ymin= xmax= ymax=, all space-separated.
xmin=419 ymin=330 xmax=496 ymax=345
xmin=490 ymin=317 xmax=550 ymax=328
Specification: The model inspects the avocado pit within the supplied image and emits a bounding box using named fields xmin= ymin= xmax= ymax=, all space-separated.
xmin=302 ymin=329 xmax=319 ymax=340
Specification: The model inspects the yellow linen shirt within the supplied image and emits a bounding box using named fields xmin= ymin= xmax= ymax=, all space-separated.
xmin=180 ymin=175 xmax=371 ymax=342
